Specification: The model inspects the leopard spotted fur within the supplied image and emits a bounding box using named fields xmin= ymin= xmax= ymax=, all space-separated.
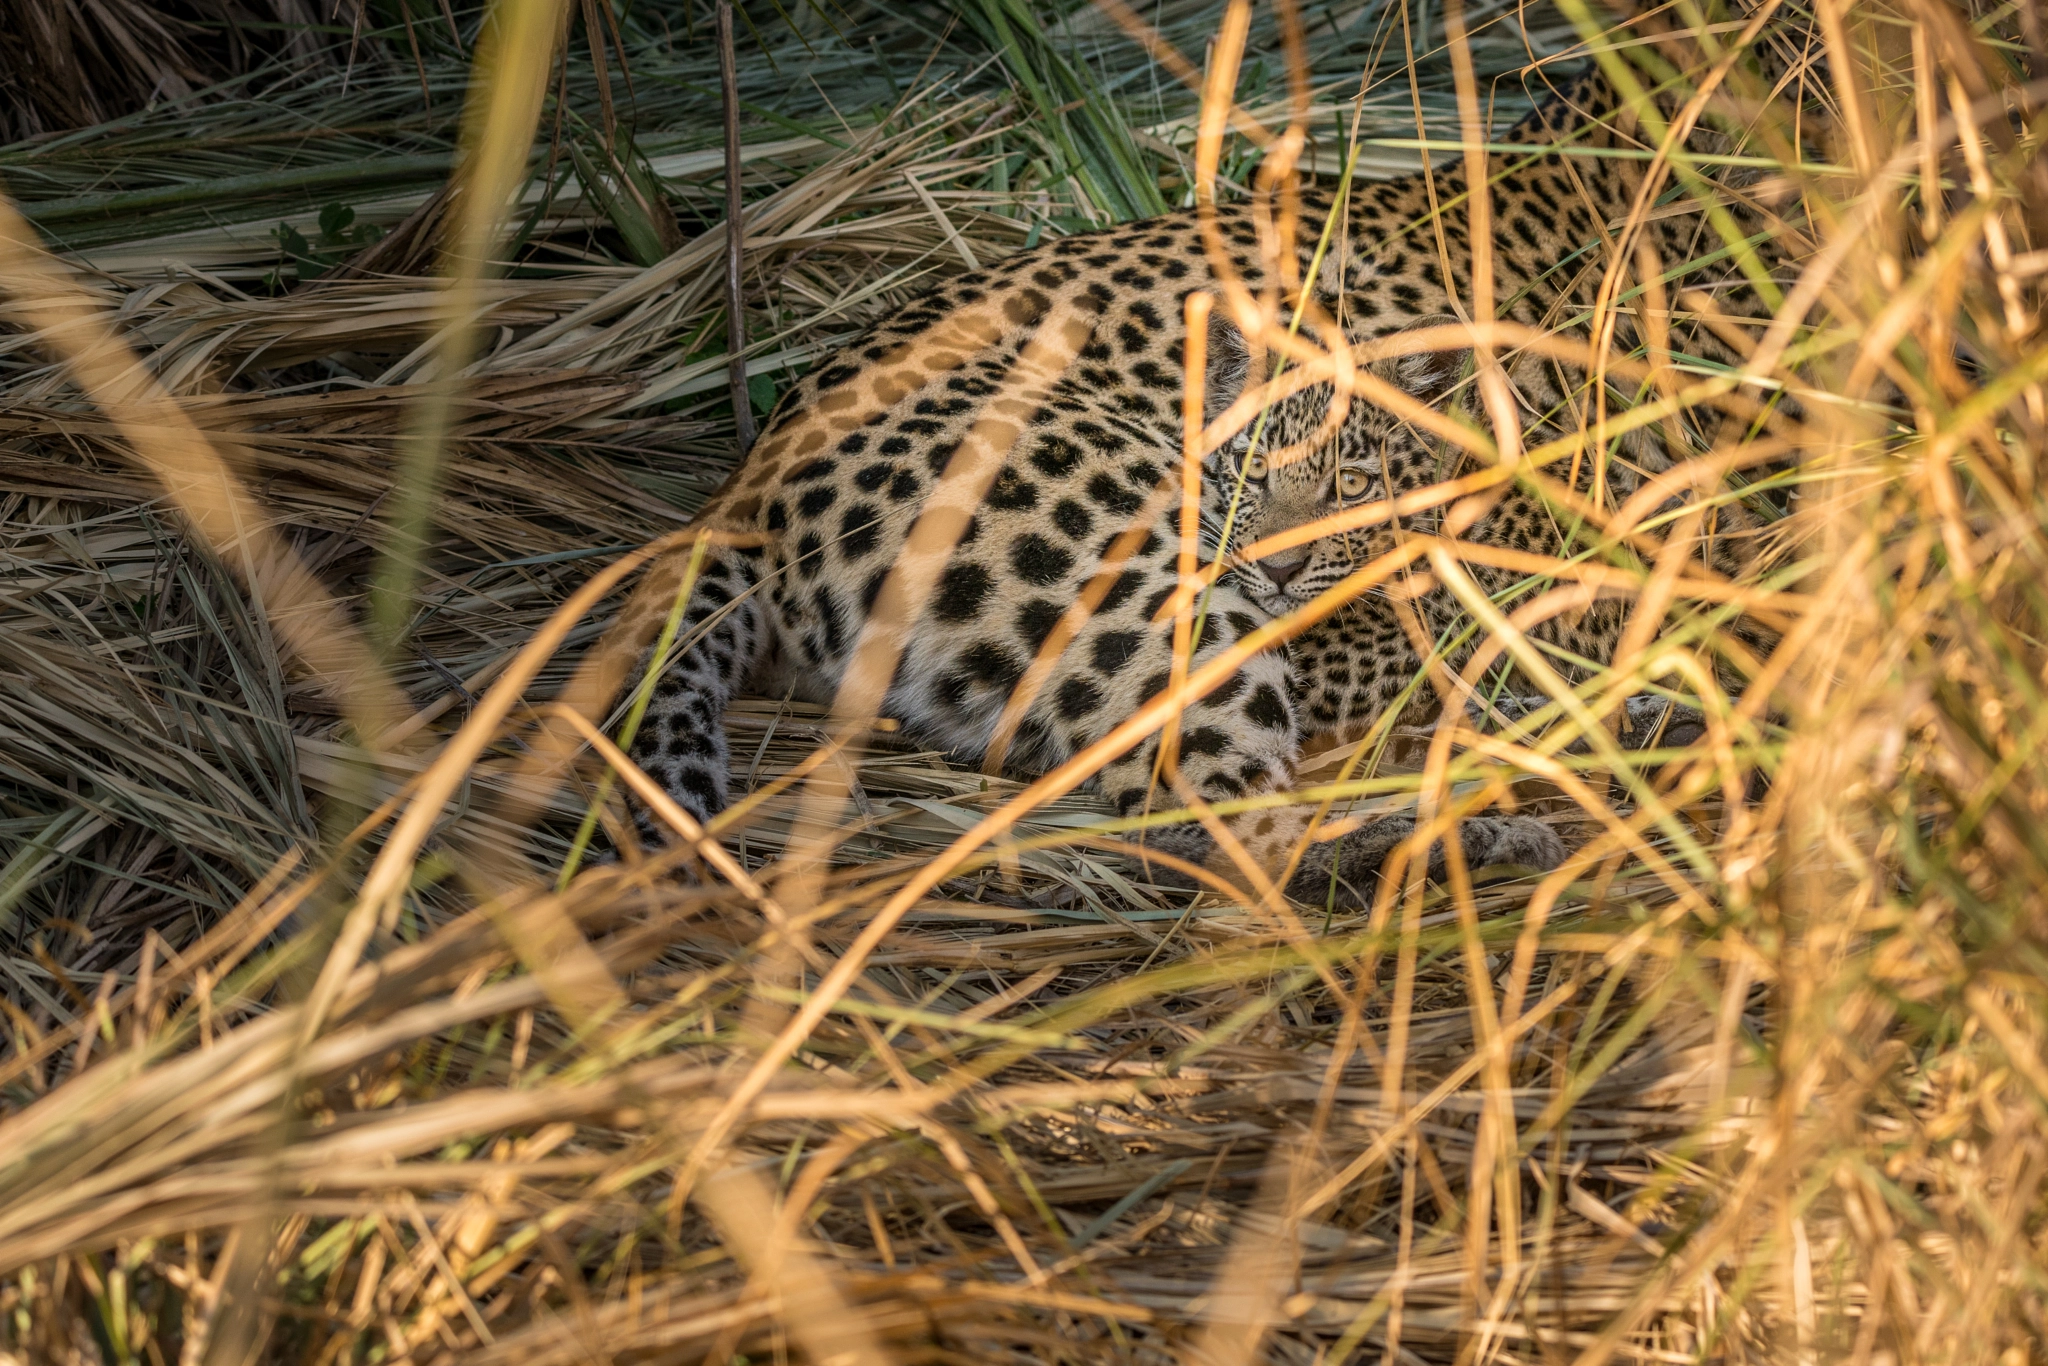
xmin=618 ymin=41 xmax=1801 ymax=901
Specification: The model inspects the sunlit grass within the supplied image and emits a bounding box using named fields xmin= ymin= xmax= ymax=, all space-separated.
xmin=3 ymin=1 xmax=2047 ymax=1362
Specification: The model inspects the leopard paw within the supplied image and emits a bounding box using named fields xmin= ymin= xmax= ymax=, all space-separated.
xmin=1458 ymin=815 xmax=1567 ymax=872
xmin=1466 ymin=692 xmax=1707 ymax=754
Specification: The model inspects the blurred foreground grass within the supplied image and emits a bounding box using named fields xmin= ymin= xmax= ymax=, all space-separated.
xmin=2 ymin=1 xmax=2047 ymax=1362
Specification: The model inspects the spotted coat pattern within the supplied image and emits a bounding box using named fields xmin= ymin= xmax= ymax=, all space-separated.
xmin=619 ymin=64 xmax=1793 ymax=899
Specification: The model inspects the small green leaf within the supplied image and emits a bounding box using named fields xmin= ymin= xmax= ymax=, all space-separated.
xmin=747 ymin=374 xmax=778 ymax=414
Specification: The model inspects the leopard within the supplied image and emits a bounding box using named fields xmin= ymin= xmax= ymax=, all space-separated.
xmin=616 ymin=22 xmax=1808 ymax=904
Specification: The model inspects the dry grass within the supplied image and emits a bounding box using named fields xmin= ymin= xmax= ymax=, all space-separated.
xmin=2 ymin=0 xmax=2047 ymax=1362
xmin=0 ymin=0 xmax=340 ymax=144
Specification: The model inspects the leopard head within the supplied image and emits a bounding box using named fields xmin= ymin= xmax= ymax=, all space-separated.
xmin=1199 ymin=314 xmax=1470 ymax=613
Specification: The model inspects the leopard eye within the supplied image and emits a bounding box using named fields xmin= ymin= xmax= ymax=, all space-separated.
xmin=1337 ymin=465 xmax=1372 ymax=499
xmin=1242 ymin=451 xmax=1268 ymax=481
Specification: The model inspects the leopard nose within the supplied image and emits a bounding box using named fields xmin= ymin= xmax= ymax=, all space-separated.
xmin=1262 ymin=549 xmax=1310 ymax=589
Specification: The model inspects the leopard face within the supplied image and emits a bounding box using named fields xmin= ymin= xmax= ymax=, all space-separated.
xmin=1200 ymin=321 xmax=1468 ymax=613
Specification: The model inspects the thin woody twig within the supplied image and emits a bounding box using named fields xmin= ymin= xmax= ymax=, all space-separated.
xmin=718 ymin=0 xmax=756 ymax=452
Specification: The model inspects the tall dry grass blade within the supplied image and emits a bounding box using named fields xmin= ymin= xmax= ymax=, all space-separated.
xmin=302 ymin=529 xmax=687 ymax=1041
xmin=0 ymin=195 xmax=407 ymax=749
xmin=717 ymin=0 xmax=756 ymax=454
xmin=696 ymin=1160 xmax=894 ymax=1366
xmin=368 ymin=0 xmax=571 ymax=654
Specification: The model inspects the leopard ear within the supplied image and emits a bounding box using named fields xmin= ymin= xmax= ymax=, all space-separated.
xmin=1202 ymin=311 xmax=1255 ymax=425
xmin=1370 ymin=315 xmax=1470 ymax=405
